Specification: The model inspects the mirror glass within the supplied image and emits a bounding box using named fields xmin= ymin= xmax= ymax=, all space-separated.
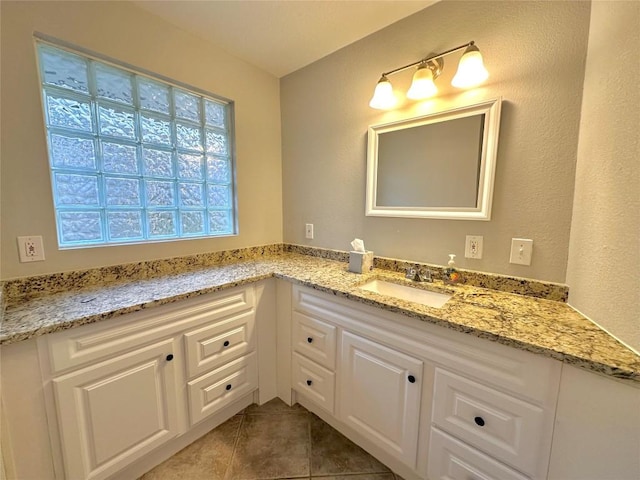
xmin=366 ymin=98 xmax=501 ymax=220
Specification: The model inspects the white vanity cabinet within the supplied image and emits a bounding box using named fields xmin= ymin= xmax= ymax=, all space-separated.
xmin=289 ymin=285 xmax=562 ymax=480
xmin=37 ymin=285 xmax=258 ymax=480
xmin=291 ymin=286 xmax=425 ymax=470
xmin=50 ymin=338 xmax=181 ymax=480
xmin=339 ymin=330 xmax=423 ymax=467
xmin=547 ymin=364 xmax=640 ymax=480
xmin=4 ymin=278 xmax=636 ymax=480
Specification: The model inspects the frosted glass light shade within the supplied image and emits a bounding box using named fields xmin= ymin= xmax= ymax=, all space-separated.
xmin=452 ymin=45 xmax=489 ymax=88
xmin=369 ymin=76 xmax=396 ymax=110
xmin=407 ymin=65 xmax=438 ymax=100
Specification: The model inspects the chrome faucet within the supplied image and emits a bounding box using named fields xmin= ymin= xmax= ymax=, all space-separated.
xmin=405 ymin=266 xmax=432 ymax=282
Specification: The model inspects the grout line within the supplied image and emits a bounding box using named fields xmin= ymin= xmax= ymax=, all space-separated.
xmin=307 ymin=410 xmax=312 ymax=478
xmin=223 ymin=411 xmax=246 ymax=480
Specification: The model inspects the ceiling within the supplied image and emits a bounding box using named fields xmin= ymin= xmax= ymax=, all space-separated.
xmin=133 ymin=1 xmax=436 ymax=78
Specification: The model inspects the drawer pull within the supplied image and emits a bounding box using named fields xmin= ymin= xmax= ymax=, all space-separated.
xmin=307 ymin=337 xmax=313 ymax=343
xmin=407 ymin=375 xmax=416 ymax=383
xmin=306 ymin=379 xmax=313 ymax=386
xmin=165 ymin=354 xmax=174 ymax=362
xmin=226 ymin=384 xmax=232 ymax=391
xmin=223 ymin=340 xmax=230 ymax=347
xmin=474 ymin=416 xmax=485 ymax=427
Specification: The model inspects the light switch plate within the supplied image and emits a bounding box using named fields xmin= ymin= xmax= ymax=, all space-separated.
xmin=510 ymin=238 xmax=533 ymax=265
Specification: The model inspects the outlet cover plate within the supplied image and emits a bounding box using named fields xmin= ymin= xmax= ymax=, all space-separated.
xmin=465 ymin=235 xmax=483 ymax=259
xmin=17 ymin=235 xmax=45 ymax=262
xmin=305 ymin=223 xmax=314 ymax=239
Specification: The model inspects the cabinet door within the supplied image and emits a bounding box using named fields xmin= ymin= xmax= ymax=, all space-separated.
xmin=338 ymin=331 xmax=423 ymax=468
xmin=52 ymin=339 xmax=179 ymax=480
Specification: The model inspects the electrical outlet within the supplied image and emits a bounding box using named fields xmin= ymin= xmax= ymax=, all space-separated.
xmin=509 ymin=238 xmax=533 ymax=265
xmin=305 ymin=223 xmax=314 ymax=239
xmin=17 ymin=235 xmax=45 ymax=262
xmin=465 ymin=235 xmax=483 ymax=259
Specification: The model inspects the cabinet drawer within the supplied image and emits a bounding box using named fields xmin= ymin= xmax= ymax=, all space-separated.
xmin=292 ymin=352 xmax=335 ymax=413
xmin=184 ymin=310 xmax=255 ymax=378
xmin=292 ymin=312 xmax=336 ymax=369
xmin=44 ymin=286 xmax=255 ymax=374
xmin=187 ymin=352 xmax=258 ymax=426
xmin=428 ymin=427 xmax=529 ymax=480
xmin=432 ymin=368 xmax=552 ymax=477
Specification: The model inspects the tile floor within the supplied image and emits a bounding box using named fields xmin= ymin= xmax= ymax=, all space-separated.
xmin=140 ymin=398 xmax=405 ymax=480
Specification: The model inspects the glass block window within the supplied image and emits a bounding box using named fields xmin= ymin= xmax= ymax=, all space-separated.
xmin=36 ymin=41 xmax=236 ymax=247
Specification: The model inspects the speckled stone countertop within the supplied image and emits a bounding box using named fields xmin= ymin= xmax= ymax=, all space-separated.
xmin=2 ymin=251 xmax=638 ymax=384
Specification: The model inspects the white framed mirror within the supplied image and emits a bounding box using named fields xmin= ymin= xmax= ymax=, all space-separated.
xmin=366 ymin=97 xmax=502 ymax=220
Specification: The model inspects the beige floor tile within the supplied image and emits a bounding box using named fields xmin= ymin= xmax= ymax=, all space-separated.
xmin=309 ymin=414 xmax=390 ymax=476
xmin=139 ymin=414 xmax=242 ymax=480
xmin=225 ymin=412 xmax=311 ymax=479
xmin=139 ymin=402 xmax=401 ymax=480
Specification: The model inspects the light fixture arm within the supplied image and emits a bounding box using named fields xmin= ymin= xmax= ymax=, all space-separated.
xmin=378 ymin=41 xmax=475 ymax=78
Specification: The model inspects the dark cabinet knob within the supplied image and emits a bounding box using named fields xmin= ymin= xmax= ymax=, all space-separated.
xmin=306 ymin=380 xmax=312 ymax=386
xmin=474 ymin=416 xmax=485 ymax=427
xmin=307 ymin=337 xmax=313 ymax=343
xmin=226 ymin=384 xmax=232 ymax=391
xmin=407 ymin=375 xmax=416 ymax=383
xmin=166 ymin=354 xmax=174 ymax=361
xmin=223 ymin=340 xmax=230 ymax=347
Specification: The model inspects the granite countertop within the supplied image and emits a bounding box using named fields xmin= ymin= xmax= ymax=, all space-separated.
xmin=2 ymin=252 xmax=639 ymax=384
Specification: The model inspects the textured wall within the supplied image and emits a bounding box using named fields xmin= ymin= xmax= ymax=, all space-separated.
xmin=281 ymin=0 xmax=591 ymax=283
xmin=567 ymin=2 xmax=640 ymax=352
xmin=0 ymin=1 xmax=283 ymax=279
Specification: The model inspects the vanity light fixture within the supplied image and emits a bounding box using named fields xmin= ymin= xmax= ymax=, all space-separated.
xmin=369 ymin=41 xmax=489 ymax=109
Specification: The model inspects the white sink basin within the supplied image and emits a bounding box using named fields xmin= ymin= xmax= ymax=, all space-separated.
xmin=359 ymin=279 xmax=452 ymax=308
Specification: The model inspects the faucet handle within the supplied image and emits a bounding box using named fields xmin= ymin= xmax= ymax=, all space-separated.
xmin=418 ymin=268 xmax=433 ymax=283
xmin=406 ymin=266 xmax=431 ymax=282
xmin=405 ymin=266 xmax=417 ymax=280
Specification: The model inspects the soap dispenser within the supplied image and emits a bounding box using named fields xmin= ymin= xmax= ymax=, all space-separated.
xmin=444 ymin=254 xmax=462 ymax=284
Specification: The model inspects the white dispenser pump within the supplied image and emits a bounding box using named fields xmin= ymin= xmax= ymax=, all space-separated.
xmin=444 ymin=253 xmax=461 ymax=284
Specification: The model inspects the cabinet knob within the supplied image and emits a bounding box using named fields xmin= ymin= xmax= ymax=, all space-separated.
xmin=226 ymin=384 xmax=232 ymax=391
xmin=166 ymin=354 xmax=174 ymax=361
xmin=407 ymin=375 xmax=416 ymax=383
xmin=223 ymin=340 xmax=230 ymax=347
xmin=307 ymin=337 xmax=313 ymax=343
xmin=474 ymin=416 xmax=485 ymax=427
xmin=306 ymin=380 xmax=312 ymax=386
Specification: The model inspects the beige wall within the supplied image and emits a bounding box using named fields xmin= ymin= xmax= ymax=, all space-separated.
xmin=281 ymin=0 xmax=591 ymax=283
xmin=0 ymin=1 xmax=283 ymax=280
xmin=566 ymin=2 xmax=640 ymax=352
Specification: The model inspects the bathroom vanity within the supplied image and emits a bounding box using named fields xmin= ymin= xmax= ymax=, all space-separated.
xmin=1 ymin=249 xmax=638 ymax=480
xmin=287 ymin=283 xmax=560 ymax=479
